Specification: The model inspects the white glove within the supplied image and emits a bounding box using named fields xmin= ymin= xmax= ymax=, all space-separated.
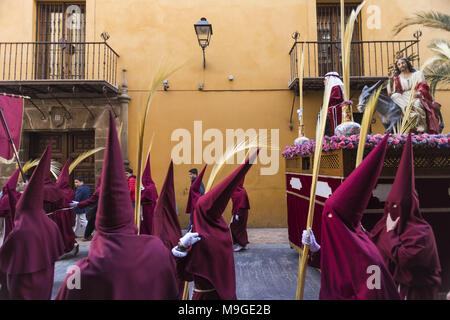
xmin=301 ymin=227 xmax=321 ymax=253
xmin=172 ymin=246 xmax=188 ymax=258
xmin=179 ymin=232 xmax=201 ymax=248
xmin=235 ymin=215 xmax=239 ymax=221
xmin=69 ymin=201 xmax=79 ymax=208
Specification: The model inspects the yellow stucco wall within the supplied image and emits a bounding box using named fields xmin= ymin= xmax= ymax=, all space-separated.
xmin=1 ymin=0 xmax=449 ymax=227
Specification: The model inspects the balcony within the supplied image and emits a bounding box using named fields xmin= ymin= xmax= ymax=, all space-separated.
xmin=289 ymin=38 xmax=421 ymax=91
xmin=0 ymin=41 xmax=119 ymax=98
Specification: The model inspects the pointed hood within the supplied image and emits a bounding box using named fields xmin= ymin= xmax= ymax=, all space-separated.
xmin=325 ymin=134 xmax=389 ymax=230
xmin=56 ymin=159 xmax=75 ymax=205
xmin=142 ymin=155 xmax=155 ymax=186
xmin=369 ymin=133 xmax=442 ymax=295
xmin=16 ymin=143 xmax=52 ymax=217
xmin=194 ymin=149 xmax=259 ymax=225
xmin=0 ymin=168 xmax=20 ymax=213
xmin=152 ymin=161 xmax=181 ymax=249
xmin=54 ymin=118 xmax=180 ymax=299
xmin=56 ymin=159 xmax=70 ymax=189
xmin=95 ymin=111 xmax=137 ymax=235
xmin=384 ymin=133 xmax=421 ymax=232
xmin=318 ymin=134 xmax=400 ymax=300
xmin=141 ymin=154 xmax=158 ymax=203
xmin=185 ymin=164 xmax=207 ymax=214
xmin=231 ymin=174 xmax=250 ymax=213
xmin=41 ymin=139 xmax=64 ymax=211
xmin=185 ymin=150 xmax=259 ymax=300
xmin=2 ymin=168 xmax=19 ymax=194
xmin=0 ymin=142 xmax=64 ymax=275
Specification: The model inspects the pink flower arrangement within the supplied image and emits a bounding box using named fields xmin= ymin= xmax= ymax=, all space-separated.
xmin=281 ymin=133 xmax=450 ymax=159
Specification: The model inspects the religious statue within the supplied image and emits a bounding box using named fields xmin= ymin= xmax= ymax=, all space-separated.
xmin=387 ymin=57 xmax=441 ymax=134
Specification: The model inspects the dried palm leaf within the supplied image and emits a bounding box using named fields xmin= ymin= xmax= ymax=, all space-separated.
xmin=342 ymin=1 xmax=366 ymax=101
xmin=134 ymin=61 xmax=184 ymax=230
xmin=296 ymin=80 xmax=333 ymax=300
xmin=19 ymin=158 xmax=61 ymax=180
xmin=356 ymin=86 xmax=382 ymax=167
xmin=204 ymin=135 xmax=275 ymax=193
xmin=68 ymin=147 xmax=105 ymax=175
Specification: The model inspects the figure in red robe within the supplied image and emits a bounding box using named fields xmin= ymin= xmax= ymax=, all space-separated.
xmin=0 ymin=169 xmax=20 ymax=242
xmin=174 ymin=150 xmax=259 ymax=300
xmin=0 ymin=143 xmax=65 ymax=299
xmin=324 ymin=71 xmax=345 ymax=135
xmin=140 ymin=155 xmax=158 ymax=235
xmin=52 ymin=159 xmax=78 ymax=256
xmin=152 ymin=160 xmax=184 ymax=298
xmin=230 ymin=175 xmax=250 ymax=252
xmin=304 ymin=134 xmax=400 ymax=299
xmin=55 ymin=111 xmax=179 ymax=300
xmin=0 ymin=168 xmax=21 ymax=299
xmin=370 ymin=133 xmax=441 ymax=299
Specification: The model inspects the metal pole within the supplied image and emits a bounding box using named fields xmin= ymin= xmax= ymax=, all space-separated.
xmin=202 ymin=47 xmax=206 ymax=69
xmin=0 ymin=105 xmax=26 ymax=183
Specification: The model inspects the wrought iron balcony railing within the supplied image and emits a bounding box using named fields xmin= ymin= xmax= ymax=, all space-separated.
xmin=0 ymin=41 xmax=119 ymax=96
xmin=289 ymin=39 xmax=421 ymax=90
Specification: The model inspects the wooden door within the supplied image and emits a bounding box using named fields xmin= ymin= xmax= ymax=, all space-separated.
xmin=68 ymin=131 xmax=96 ymax=189
xmin=28 ymin=131 xmax=95 ymax=190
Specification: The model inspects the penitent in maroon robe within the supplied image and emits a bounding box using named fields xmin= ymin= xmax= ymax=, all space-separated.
xmin=0 ymin=169 xmax=20 ymax=241
xmin=51 ymin=159 xmax=77 ymax=253
xmin=55 ymin=111 xmax=178 ymax=300
xmin=179 ymin=150 xmax=259 ymax=300
xmin=0 ymin=143 xmax=65 ymax=300
xmin=152 ymin=160 xmax=185 ymax=298
xmin=140 ymin=155 xmax=158 ymax=235
xmin=230 ymin=176 xmax=250 ymax=247
xmin=319 ymin=134 xmax=400 ymax=300
xmin=42 ymin=153 xmax=65 ymax=215
xmin=0 ymin=169 xmax=21 ymax=299
xmin=370 ymin=133 xmax=441 ymax=299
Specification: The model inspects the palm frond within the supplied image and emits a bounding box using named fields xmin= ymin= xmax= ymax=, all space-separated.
xmin=204 ymin=135 xmax=276 ymax=193
xmin=424 ymin=61 xmax=450 ymax=96
xmin=401 ymin=115 xmax=419 ymax=135
xmin=134 ymin=61 xmax=185 ymax=230
xmin=342 ymin=1 xmax=366 ymax=100
xmin=118 ymin=120 xmax=124 ymax=145
xmin=19 ymin=158 xmax=61 ymax=180
xmin=298 ymin=49 xmax=305 ymax=135
xmin=68 ymin=147 xmax=105 ymax=174
xmin=356 ymin=86 xmax=382 ymax=167
xmin=296 ymin=80 xmax=333 ymax=300
xmin=428 ymin=40 xmax=450 ymax=61
xmin=393 ymin=11 xmax=450 ymax=35
xmin=22 ymin=159 xmax=39 ymax=172
xmin=50 ymin=160 xmax=62 ymax=180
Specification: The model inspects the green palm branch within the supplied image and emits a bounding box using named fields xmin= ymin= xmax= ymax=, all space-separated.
xmin=393 ymin=11 xmax=450 ymax=35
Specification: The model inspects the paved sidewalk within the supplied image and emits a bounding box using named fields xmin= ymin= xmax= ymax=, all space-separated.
xmin=52 ymin=228 xmax=321 ymax=300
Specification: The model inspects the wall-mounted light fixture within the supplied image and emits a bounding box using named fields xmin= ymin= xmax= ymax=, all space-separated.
xmin=163 ymin=79 xmax=169 ymax=91
xmin=101 ymin=32 xmax=110 ymax=42
xmin=194 ymin=17 xmax=213 ymax=69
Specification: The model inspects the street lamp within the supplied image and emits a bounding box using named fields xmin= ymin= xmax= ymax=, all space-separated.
xmin=194 ymin=17 xmax=213 ymax=69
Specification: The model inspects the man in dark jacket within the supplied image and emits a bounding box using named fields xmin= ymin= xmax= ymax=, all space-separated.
xmin=73 ymin=177 xmax=91 ymax=237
